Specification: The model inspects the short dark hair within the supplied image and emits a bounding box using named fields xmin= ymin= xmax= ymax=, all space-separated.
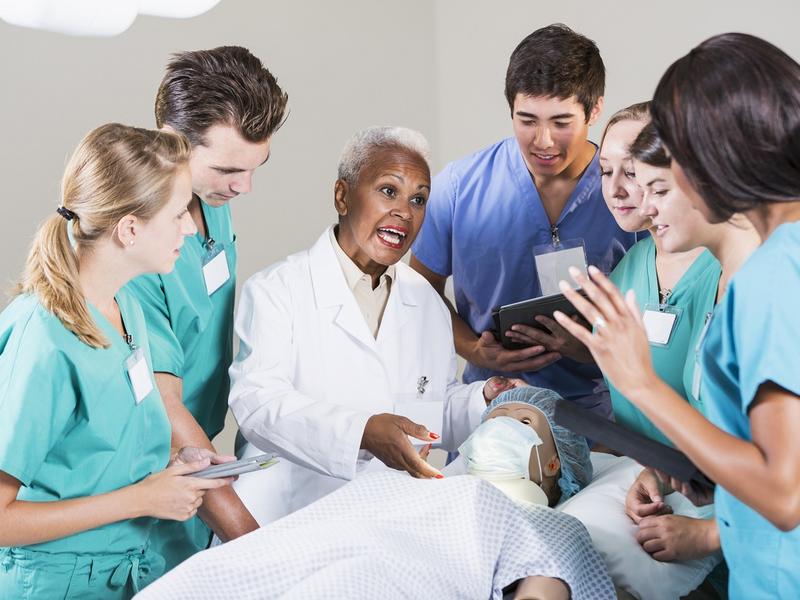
xmin=629 ymin=122 xmax=670 ymax=169
xmin=155 ymin=46 xmax=288 ymax=147
xmin=505 ymin=24 xmax=605 ymax=121
xmin=651 ymin=33 xmax=800 ymax=221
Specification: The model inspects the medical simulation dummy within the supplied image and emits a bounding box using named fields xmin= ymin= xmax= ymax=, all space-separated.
xmin=459 ymin=386 xmax=593 ymax=508
xmin=0 ymin=124 xmax=229 ymax=600
xmin=229 ymin=126 xmax=519 ymax=525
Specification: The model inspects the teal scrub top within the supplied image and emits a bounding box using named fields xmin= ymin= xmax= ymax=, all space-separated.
xmin=700 ymin=221 xmax=800 ymax=599
xmin=125 ymin=200 xmax=236 ymax=440
xmin=608 ymin=237 xmax=721 ymax=444
xmin=0 ymin=289 xmax=171 ymax=555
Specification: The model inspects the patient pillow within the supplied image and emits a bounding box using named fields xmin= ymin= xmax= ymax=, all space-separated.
xmin=557 ymin=453 xmax=721 ymax=600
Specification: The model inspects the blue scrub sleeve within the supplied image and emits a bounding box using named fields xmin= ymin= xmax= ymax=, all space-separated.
xmin=126 ymin=274 xmax=185 ymax=378
xmin=730 ymin=270 xmax=800 ymax=412
xmin=411 ymin=164 xmax=455 ymax=277
xmin=0 ymin=339 xmax=75 ymax=486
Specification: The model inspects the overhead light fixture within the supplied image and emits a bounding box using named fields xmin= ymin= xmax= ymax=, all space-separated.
xmin=0 ymin=0 xmax=221 ymax=37
xmin=137 ymin=0 xmax=221 ymax=19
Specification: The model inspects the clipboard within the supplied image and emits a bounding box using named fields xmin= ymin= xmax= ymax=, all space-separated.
xmin=553 ymin=399 xmax=715 ymax=496
xmin=492 ymin=290 xmax=588 ymax=350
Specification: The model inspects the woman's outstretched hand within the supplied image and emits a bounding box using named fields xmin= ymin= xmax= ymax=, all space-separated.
xmin=553 ymin=266 xmax=656 ymax=399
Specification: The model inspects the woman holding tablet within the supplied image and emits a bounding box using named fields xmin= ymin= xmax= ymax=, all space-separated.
xmin=555 ymin=34 xmax=800 ymax=598
xmin=0 ymin=124 xmax=231 ymax=599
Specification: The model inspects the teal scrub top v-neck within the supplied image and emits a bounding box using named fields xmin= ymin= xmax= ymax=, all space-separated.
xmin=608 ymin=237 xmax=721 ymax=444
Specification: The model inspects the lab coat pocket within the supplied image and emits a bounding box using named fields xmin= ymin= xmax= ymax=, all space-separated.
xmin=393 ymin=392 xmax=443 ymax=446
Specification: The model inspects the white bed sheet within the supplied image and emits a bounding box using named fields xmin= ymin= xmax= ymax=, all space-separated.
xmin=137 ymin=471 xmax=614 ymax=600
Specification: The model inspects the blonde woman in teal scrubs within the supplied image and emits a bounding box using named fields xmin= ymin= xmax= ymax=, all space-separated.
xmin=0 ymin=124 xmax=231 ymax=599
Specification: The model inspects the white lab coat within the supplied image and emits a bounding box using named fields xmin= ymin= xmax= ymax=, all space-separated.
xmin=229 ymin=227 xmax=486 ymax=525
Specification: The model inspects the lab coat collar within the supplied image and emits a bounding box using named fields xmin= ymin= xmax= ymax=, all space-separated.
xmin=309 ymin=227 xmax=418 ymax=350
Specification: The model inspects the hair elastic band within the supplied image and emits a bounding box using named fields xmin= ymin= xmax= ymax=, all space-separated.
xmin=56 ymin=206 xmax=77 ymax=221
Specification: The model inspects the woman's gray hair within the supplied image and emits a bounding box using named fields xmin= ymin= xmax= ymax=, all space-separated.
xmin=337 ymin=126 xmax=431 ymax=183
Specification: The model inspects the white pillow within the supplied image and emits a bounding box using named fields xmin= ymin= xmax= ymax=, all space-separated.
xmin=557 ymin=453 xmax=721 ymax=600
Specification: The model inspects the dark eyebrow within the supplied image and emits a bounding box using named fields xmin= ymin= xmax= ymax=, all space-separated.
xmin=515 ymin=111 xmax=576 ymax=120
xmin=211 ymin=151 xmax=271 ymax=173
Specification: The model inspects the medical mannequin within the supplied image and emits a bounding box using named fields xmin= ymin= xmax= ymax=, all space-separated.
xmin=458 ymin=386 xmax=594 ymax=599
xmin=462 ymin=411 xmax=556 ymax=508
xmin=459 ymin=386 xmax=593 ymax=506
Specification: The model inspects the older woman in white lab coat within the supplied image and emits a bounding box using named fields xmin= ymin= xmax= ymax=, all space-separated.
xmin=229 ymin=126 xmax=522 ymax=524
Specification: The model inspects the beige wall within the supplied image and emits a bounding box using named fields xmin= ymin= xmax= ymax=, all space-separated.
xmin=1 ymin=0 xmax=437 ymax=301
xmin=2 ymin=0 xmax=798 ymax=453
xmin=431 ymin=0 xmax=800 ymax=165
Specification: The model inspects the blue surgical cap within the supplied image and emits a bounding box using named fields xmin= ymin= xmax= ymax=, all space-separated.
xmin=483 ymin=387 xmax=592 ymax=500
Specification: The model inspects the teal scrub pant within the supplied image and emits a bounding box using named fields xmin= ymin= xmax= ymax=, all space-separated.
xmin=0 ymin=545 xmax=164 ymax=600
xmin=149 ymin=515 xmax=212 ymax=573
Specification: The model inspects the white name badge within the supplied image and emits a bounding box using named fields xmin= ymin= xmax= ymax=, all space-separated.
xmin=534 ymin=239 xmax=588 ymax=296
xmin=202 ymin=247 xmax=230 ymax=296
xmin=642 ymin=304 xmax=682 ymax=347
xmin=394 ymin=393 xmax=444 ymax=446
xmin=125 ymin=348 xmax=153 ymax=405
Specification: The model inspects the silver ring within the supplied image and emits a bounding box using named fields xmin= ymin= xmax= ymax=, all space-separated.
xmin=593 ymin=316 xmax=607 ymax=330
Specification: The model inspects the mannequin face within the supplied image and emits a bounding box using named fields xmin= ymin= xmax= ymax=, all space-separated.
xmin=486 ymin=402 xmax=561 ymax=504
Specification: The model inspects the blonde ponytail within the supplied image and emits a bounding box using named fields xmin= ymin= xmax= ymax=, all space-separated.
xmin=17 ymin=123 xmax=191 ymax=348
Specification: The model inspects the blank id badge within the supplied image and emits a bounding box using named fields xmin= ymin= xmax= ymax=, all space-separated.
xmin=125 ymin=347 xmax=153 ymax=405
xmin=534 ymin=238 xmax=588 ymax=296
xmin=202 ymin=242 xmax=230 ymax=296
xmin=642 ymin=304 xmax=683 ymax=347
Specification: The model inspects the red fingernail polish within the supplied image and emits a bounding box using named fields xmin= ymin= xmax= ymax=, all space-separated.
xmin=435 ymin=474 xmax=444 ymax=479
xmin=429 ymin=432 xmax=440 ymax=440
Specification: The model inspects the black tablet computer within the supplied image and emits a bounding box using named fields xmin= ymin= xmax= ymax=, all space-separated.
xmin=492 ymin=289 xmax=588 ymax=350
xmin=553 ymin=399 xmax=715 ymax=496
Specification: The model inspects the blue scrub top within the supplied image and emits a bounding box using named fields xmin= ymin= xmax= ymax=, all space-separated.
xmin=412 ymin=137 xmax=638 ymax=408
xmin=701 ymin=221 xmax=800 ymax=599
xmin=125 ymin=200 xmax=236 ymax=440
xmin=0 ymin=290 xmax=171 ymax=555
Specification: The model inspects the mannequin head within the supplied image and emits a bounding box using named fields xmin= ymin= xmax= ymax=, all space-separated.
xmin=461 ymin=387 xmax=592 ymax=507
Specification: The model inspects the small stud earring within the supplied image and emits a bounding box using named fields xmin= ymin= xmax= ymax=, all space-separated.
xmin=129 ymin=240 xmax=134 ymax=246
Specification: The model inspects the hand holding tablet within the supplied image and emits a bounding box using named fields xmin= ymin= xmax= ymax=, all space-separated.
xmin=492 ymin=290 xmax=588 ymax=350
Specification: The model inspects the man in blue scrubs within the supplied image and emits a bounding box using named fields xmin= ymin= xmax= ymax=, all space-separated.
xmin=126 ymin=46 xmax=288 ymax=571
xmin=411 ymin=25 xmax=636 ymax=415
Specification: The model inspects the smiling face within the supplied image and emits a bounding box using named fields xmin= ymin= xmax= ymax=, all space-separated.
xmin=134 ymin=166 xmax=197 ymax=273
xmin=187 ymin=123 xmax=271 ymax=207
xmin=670 ymin=159 xmax=719 ymax=223
xmin=334 ymin=146 xmax=430 ymax=276
xmin=486 ymin=402 xmax=561 ymax=503
xmin=635 ymin=160 xmax=711 ymax=252
xmin=599 ymin=119 xmax=650 ymax=232
xmin=511 ymin=94 xmax=602 ymax=181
